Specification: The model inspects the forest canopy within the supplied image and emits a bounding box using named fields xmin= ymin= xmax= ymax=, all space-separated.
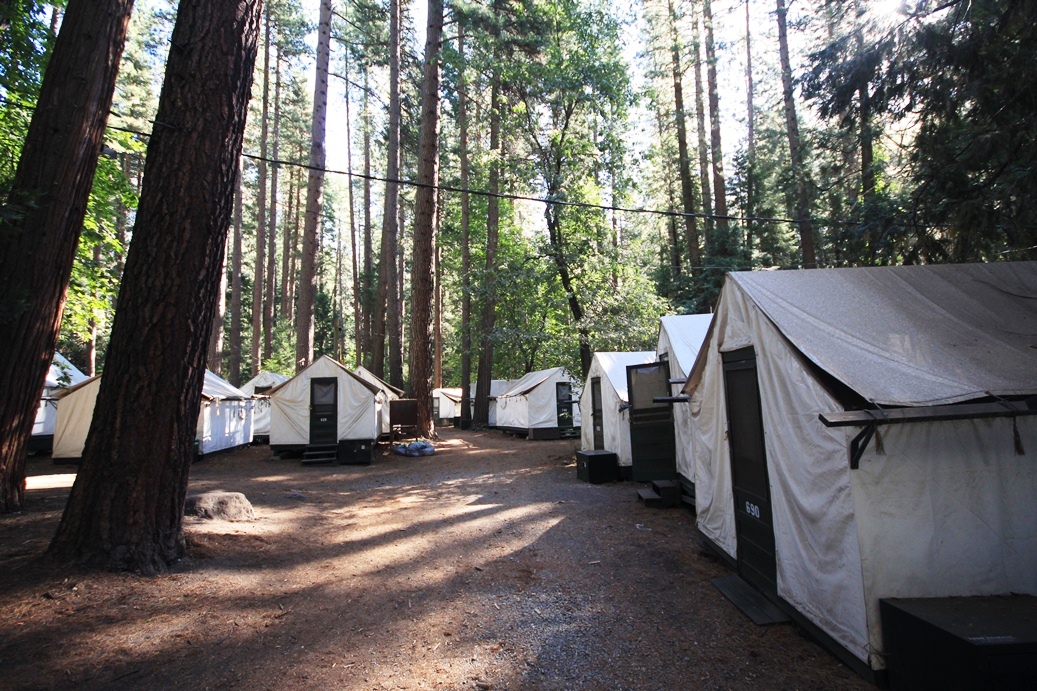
xmin=2 ymin=0 xmax=1034 ymax=387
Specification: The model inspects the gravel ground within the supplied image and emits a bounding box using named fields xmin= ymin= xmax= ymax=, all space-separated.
xmin=0 ymin=428 xmax=871 ymax=689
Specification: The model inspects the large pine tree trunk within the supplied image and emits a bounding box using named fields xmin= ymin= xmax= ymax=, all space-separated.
xmin=692 ymin=4 xmax=713 ymax=244
xmin=229 ymin=168 xmax=244 ymax=384
xmin=744 ymin=0 xmax=756 ymax=255
xmin=47 ymin=0 xmax=261 ymax=572
xmin=667 ymin=0 xmax=700 ymax=272
xmin=251 ymin=9 xmax=270 ymax=376
xmin=265 ymin=47 xmax=281 ymax=355
xmin=409 ymin=0 xmax=444 ymax=437
xmin=344 ymin=55 xmax=362 ymax=366
xmin=702 ymin=0 xmax=730 ymax=251
xmin=776 ymin=0 xmax=816 ymax=268
xmin=361 ymin=69 xmax=374 ymax=369
xmin=207 ymin=241 xmax=228 ymax=374
xmin=372 ymin=0 xmax=402 ymax=379
xmin=0 ymin=0 xmax=135 ymax=513
xmin=473 ymin=69 xmax=502 ymax=425
xmin=457 ymin=24 xmax=472 ymax=423
xmin=294 ymin=0 xmax=332 ymax=371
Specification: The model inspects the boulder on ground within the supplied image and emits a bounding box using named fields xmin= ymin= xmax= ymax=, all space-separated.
xmin=184 ymin=491 xmax=255 ymax=521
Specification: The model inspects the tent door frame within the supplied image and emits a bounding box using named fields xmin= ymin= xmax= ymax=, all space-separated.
xmin=591 ymin=377 xmax=604 ymax=450
xmin=627 ymin=361 xmax=676 ymax=482
xmin=309 ymin=377 xmax=338 ymax=446
xmin=555 ymin=382 xmax=574 ymax=431
xmin=721 ymin=346 xmax=778 ymax=599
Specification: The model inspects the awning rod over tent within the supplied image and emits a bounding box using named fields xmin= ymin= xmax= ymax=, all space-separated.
xmin=820 ymin=398 xmax=1037 ymax=469
xmin=654 ymin=396 xmax=690 ymax=404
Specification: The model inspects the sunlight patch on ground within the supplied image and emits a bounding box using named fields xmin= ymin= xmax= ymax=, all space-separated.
xmin=25 ymin=473 xmax=76 ymax=490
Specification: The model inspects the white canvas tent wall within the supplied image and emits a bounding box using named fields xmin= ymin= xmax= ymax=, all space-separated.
xmin=496 ymin=367 xmax=581 ymax=435
xmin=196 ymin=371 xmax=254 ymax=455
xmin=240 ymin=371 xmax=290 ymax=439
xmin=580 ymin=352 xmax=656 ymax=467
xmin=432 ymin=388 xmax=463 ymax=422
xmin=354 ymin=366 xmax=402 ymax=436
xmin=684 ymin=263 xmax=1037 ymax=676
xmin=657 ymin=314 xmax=713 ymax=484
xmin=54 ymin=370 xmax=254 ymax=459
xmin=52 ymin=375 xmax=100 ymax=459
xmin=32 ymin=352 xmax=88 ymax=450
xmin=269 ymin=356 xmax=381 ymax=448
xmin=470 ymin=380 xmax=513 ymax=426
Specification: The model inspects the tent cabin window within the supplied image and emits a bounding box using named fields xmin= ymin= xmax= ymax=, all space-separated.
xmin=591 ymin=377 xmax=604 ymax=450
xmin=721 ymin=346 xmax=778 ymax=599
xmin=309 ymin=377 xmax=338 ymax=446
xmin=626 ymin=362 xmax=677 ymax=482
xmin=255 ymin=385 xmax=272 ymax=395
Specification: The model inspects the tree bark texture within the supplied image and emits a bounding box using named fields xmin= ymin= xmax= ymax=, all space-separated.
xmin=361 ymin=69 xmax=374 ymax=369
xmin=372 ymin=0 xmax=402 ymax=380
xmin=344 ymin=54 xmax=361 ymax=367
xmin=473 ymin=69 xmax=502 ymax=425
xmin=409 ymin=0 xmax=444 ymax=437
xmin=0 ymin=0 xmax=135 ymax=513
xmin=667 ymin=0 xmax=699 ymax=272
xmin=251 ymin=9 xmax=270 ymax=376
xmin=457 ymin=23 xmax=472 ymax=423
xmin=229 ymin=167 xmax=243 ymax=384
xmin=295 ymin=0 xmax=332 ymax=372
xmin=691 ymin=4 xmax=713 ymax=244
xmin=744 ymin=0 xmax=756 ymax=254
xmin=265 ymin=47 xmax=281 ymax=355
xmin=702 ymin=0 xmax=730 ymax=249
xmin=206 ymin=240 xmax=228 ymax=374
xmin=48 ymin=0 xmax=261 ymax=572
xmin=776 ymin=0 xmax=817 ymax=268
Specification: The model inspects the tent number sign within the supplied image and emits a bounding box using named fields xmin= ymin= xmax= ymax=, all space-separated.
xmin=745 ymin=501 xmax=761 ymax=519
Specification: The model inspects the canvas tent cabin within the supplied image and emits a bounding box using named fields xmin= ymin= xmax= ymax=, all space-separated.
xmin=496 ymin=367 xmax=581 ymax=439
xmin=354 ymin=365 xmax=404 ymax=437
xmin=196 ymin=370 xmax=255 ymax=455
xmin=468 ymin=380 xmax=513 ymax=427
xmin=30 ymin=352 xmax=88 ymax=453
xmin=656 ymin=314 xmax=714 ymax=495
xmin=240 ymin=371 xmax=290 ymax=442
xmin=268 ymin=356 xmax=382 ymax=464
xmin=53 ymin=370 xmax=254 ymax=460
xmin=432 ymin=388 xmax=463 ymax=425
xmin=683 ymin=263 xmax=1037 ymax=681
xmin=483 ymin=379 xmax=513 ymax=427
xmin=580 ymin=352 xmax=656 ymax=472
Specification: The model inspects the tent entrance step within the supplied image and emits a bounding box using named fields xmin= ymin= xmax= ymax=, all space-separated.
xmin=637 ymin=481 xmax=680 ymax=509
xmin=302 ymin=444 xmax=339 ymax=465
xmin=638 ymin=480 xmax=680 ymax=508
xmin=711 ymin=574 xmax=790 ymax=626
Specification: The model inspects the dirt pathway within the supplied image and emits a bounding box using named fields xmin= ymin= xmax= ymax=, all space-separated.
xmin=0 ymin=429 xmax=869 ymax=689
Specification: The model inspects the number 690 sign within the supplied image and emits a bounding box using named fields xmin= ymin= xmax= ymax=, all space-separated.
xmin=745 ymin=501 xmax=761 ymax=519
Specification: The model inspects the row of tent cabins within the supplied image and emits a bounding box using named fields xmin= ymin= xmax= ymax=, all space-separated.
xmin=433 ymin=373 xmax=582 ymax=437
xmin=52 ymin=370 xmax=257 ymax=460
xmin=581 ymin=262 xmax=1037 ymax=684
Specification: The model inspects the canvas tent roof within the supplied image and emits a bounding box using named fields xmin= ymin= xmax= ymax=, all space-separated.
xmin=355 ymin=366 xmax=404 ymax=398
xmin=45 ymin=353 xmax=88 ymax=390
xmin=434 ymin=387 xmax=463 ymax=403
xmin=240 ymin=371 xmax=289 ymax=395
xmin=201 ymin=370 xmax=249 ymax=401
xmin=499 ymin=367 xmax=568 ymax=399
xmin=658 ymin=314 xmax=713 ymax=380
xmin=592 ymin=351 xmax=657 ymax=403
xmin=687 ymin=262 xmax=1037 ymax=407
